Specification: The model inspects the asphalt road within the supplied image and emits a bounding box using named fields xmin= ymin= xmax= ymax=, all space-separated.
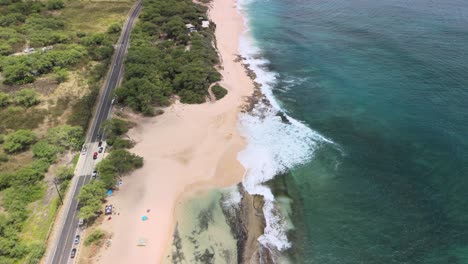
xmin=48 ymin=1 xmax=142 ymax=263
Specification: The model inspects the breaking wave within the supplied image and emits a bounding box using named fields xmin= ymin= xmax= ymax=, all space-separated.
xmin=235 ymin=11 xmax=333 ymax=252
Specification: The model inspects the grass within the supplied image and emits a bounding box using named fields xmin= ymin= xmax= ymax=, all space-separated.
xmin=20 ymin=194 xmax=60 ymax=263
xmin=0 ymin=106 xmax=47 ymax=133
xmin=21 ymin=194 xmax=59 ymax=244
xmin=60 ymin=1 xmax=134 ymax=33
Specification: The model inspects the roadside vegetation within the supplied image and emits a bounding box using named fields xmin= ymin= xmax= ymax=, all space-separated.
xmin=77 ymin=117 xmax=142 ymax=221
xmin=0 ymin=0 xmax=133 ymax=262
xmin=116 ymin=0 xmax=223 ymax=115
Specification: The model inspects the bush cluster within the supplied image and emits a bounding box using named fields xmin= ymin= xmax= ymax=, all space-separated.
xmin=116 ymin=0 xmax=221 ymax=114
xmin=0 ymin=45 xmax=87 ymax=84
xmin=211 ymin=84 xmax=227 ymax=100
xmin=78 ymin=149 xmax=143 ymax=220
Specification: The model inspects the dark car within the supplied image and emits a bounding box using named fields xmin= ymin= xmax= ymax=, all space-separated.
xmin=93 ymin=152 xmax=98 ymax=160
xmin=70 ymin=248 xmax=77 ymax=258
xmin=98 ymin=147 xmax=103 ymax=153
xmin=92 ymin=170 xmax=98 ymax=179
xmin=98 ymin=141 xmax=103 ymax=147
xmin=105 ymin=205 xmax=113 ymax=215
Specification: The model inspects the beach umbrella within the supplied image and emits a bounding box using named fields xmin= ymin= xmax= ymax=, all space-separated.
xmin=141 ymin=215 xmax=148 ymax=221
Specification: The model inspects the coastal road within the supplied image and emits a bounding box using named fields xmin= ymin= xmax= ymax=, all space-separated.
xmin=47 ymin=1 xmax=143 ymax=263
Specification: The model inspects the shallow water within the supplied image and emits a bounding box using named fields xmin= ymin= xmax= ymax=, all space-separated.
xmin=241 ymin=0 xmax=468 ymax=263
xmin=164 ymin=190 xmax=237 ymax=264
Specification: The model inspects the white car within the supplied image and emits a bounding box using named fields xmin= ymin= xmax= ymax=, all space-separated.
xmin=81 ymin=147 xmax=87 ymax=155
xmin=74 ymin=235 xmax=80 ymax=245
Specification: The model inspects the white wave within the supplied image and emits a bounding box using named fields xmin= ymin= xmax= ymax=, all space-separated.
xmin=222 ymin=185 xmax=242 ymax=207
xmin=235 ymin=0 xmax=334 ymax=253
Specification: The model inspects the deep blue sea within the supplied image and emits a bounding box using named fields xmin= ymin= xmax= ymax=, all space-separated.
xmin=241 ymin=0 xmax=468 ymax=263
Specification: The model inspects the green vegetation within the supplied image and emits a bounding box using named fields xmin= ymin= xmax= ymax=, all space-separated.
xmin=46 ymin=0 xmax=64 ymax=10
xmin=85 ymin=229 xmax=105 ymax=246
xmin=116 ymin=0 xmax=221 ymax=114
xmin=31 ymin=140 xmax=61 ymax=162
xmin=0 ymin=91 xmax=10 ymax=106
xmin=0 ymin=0 xmax=133 ymax=262
xmin=96 ymin=149 xmax=143 ymax=189
xmin=78 ymin=149 xmax=142 ymax=220
xmin=3 ymin=129 xmax=36 ymax=153
xmin=14 ymin=89 xmax=40 ymax=107
xmin=53 ymin=67 xmax=69 ymax=83
xmin=211 ymin=84 xmax=227 ymax=100
xmin=46 ymin=125 xmax=83 ymax=150
xmin=102 ymin=118 xmax=133 ymax=147
xmin=0 ymin=45 xmax=87 ymax=85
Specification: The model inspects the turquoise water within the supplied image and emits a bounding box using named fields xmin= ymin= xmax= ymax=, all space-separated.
xmin=243 ymin=0 xmax=468 ymax=263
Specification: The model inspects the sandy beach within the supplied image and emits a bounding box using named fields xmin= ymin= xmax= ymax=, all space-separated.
xmin=93 ymin=0 xmax=254 ymax=263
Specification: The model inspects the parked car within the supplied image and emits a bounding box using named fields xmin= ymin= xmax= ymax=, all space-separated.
xmin=98 ymin=147 xmax=104 ymax=153
xmin=93 ymin=152 xmax=98 ymax=160
xmin=105 ymin=205 xmax=113 ymax=215
xmin=70 ymin=248 xmax=77 ymax=258
xmin=78 ymin=218 xmax=84 ymax=226
xmin=98 ymin=141 xmax=103 ymax=147
xmin=81 ymin=147 xmax=87 ymax=155
xmin=74 ymin=235 xmax=80 ymax=245
xmin=92 ymin=170 xmax=98 ymax=179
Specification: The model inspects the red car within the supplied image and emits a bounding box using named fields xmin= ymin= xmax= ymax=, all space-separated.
xmin=93 ymin=152 xmax=98 ymax=160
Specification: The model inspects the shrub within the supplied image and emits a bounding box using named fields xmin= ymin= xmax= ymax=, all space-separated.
xmin=0 ymin=153 xmax=8 ymax=163
xmin=0 ymin=42 xmax=12 ymax=56
xmin=14 ymin=89 xmax=40 ymax=107
xmin=109 ymin=138 xmax=134 ymax=149
xmin=3 ymin=129 xmax=36 ymax=153
xmin=211 ymin=84 xmax=227 ymax=100
xmin=102 ymin=118 xmax=130 ymax=138
xmin=0 ymin=92 xmax=10 ymax=107
xmin=107 ymin=23 xmax=121 ymax=34
xmin=46 ymin=0 xmax=64 ymax=10
xmin=47 ymin=125 xmax=83 ymax=150
xmin=32 ymin=140 xmax=61 ymax=162
xmin=55 ymin=165 xmax=73 ymax=182
xmin=53 ymin=67 xmax=68 ymax=83
xmin=85 ymin=229 xmax=105 ymax=246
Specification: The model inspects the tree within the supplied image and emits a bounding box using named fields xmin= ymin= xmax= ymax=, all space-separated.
xmin=47 ymin=125 xmax=83 ymax=150
xmin=96 ymin=149 xmax=143 ymax=188
xmin=3 ymin=129 xmax=36 ymax=153
xmin=78 ymin=181 xmax=105 ymax=205
xmin=77 ymin=181 xmax=106 ymax=220
xmin=53 ymin=67 xmax=68 ymax=83
xmin=0 ymin=92 xmax=10 ymax=107
xmin=107 ymin=149 xmax=143 ymax=175
xmin=14 ymin=89 xmax=40 ymax=107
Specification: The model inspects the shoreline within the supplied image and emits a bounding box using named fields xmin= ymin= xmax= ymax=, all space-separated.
xmin=91 ymin=0 xmax=257 ymax=263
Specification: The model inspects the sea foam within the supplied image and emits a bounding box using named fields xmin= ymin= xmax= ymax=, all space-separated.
xmin=235 ymin=9 xmax=332 ymax=252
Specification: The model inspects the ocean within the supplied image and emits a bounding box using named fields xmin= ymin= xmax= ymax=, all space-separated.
xmin=237 ymin=0 xmax=468 ymax=263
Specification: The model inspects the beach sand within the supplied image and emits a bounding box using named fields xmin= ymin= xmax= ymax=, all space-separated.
xmin=93 ymin=0 xmax=254 ymax=263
